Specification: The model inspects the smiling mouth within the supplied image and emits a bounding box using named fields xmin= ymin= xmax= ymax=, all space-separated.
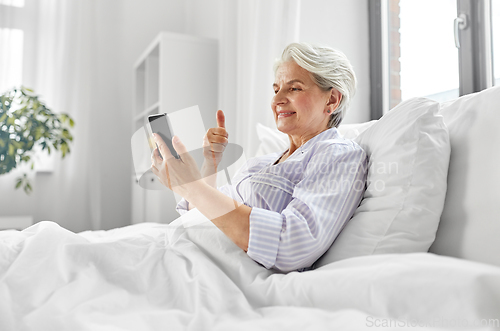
xmin=278 ymin=112 xmax=296 ymax=118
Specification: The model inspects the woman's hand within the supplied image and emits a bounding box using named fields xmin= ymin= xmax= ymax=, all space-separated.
xmin=201 ymin=110 xmax=228 ymax=187
xmin=150 ymin=131 xmax=250 ymax=252
xmin=150 ymin=134 xmax=205 ymax=199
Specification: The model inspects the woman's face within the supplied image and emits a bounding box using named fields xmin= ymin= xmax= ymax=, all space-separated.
xmin=272 ymin=61 xmax=333 ymax=140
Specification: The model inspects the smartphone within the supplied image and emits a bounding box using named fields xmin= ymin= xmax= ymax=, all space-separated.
xmin=147 ymin=113 xmax=180 ymax=159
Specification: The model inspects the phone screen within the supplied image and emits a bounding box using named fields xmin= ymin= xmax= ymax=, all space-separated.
xmin=148 ymin=114 xmax=180 ymax=159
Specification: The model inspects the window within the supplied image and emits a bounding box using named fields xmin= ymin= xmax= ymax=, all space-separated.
xmin=395 ymin=0 xmax=460 ymax=103
xmin=370 ymin=0 xmax=495 ymax=118
xmin=0 ymin=0 xmax=35 ymax=93
xmin=0 ymin=28 xmax=24 ymax=92
xmin=0 ymin=0 xmax=24 ymax=8
xmin=493 ymin=0 xmax=500 ymax=85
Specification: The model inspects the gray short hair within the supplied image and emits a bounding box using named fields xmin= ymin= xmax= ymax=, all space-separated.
xmin=274 ymin=43 xmax=357 ymax=128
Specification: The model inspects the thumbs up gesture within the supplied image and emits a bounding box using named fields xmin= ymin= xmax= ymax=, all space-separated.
xmin=202 ymin=110 xmax=229 ymax=181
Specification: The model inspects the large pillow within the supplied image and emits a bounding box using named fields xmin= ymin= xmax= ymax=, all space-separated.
xmin=429 ymin=86 xmax=500 ymax=267
xmin=254 ymin=120 xmax=377 ymax=155
xmin=254 ymin=123 xmax=288 ymax=157
xmin=336 ymin=120 xmax=377 ymax=140
xmin=315 ymin=97 xmax=450 ymax=267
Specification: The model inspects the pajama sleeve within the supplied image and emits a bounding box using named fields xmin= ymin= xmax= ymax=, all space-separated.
xmin=246 ymin=143 xmax=367 ymax=272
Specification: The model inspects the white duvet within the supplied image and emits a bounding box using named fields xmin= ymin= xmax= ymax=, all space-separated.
xmin=1 ymin=210 xmax=499 ymax=331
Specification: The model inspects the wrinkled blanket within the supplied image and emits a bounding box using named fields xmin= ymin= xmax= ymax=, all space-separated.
xmin=1 ymin=209 xmax=499 ymax=330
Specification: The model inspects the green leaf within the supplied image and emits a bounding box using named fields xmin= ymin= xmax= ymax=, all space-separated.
xmin=69 ymin=118 xmax=75 ymax=127
xmin=24 ymin=182 xmax=32 ymax=194
xmin=61 ymin=141 xmax=68 ymax=158
xmin=15 ymin=180 xmax=22 ymax=189
xmin=62 ymin=129 xmax=70 ymax=139
xmin=35 ymin=127 xmax=42 ymax=140
xmin=11 ymin=140 xmax=22 ymax=149
xmin=8 ymin=143 xmax=14 ymax=156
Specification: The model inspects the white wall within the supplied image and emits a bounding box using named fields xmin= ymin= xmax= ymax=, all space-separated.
xmin=299 ymin=0 xmax=370 ymax=124
xmin=183 ymin=0 xmax=236 ymax=132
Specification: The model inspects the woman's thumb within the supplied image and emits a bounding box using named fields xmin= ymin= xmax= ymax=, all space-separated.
xmin=216 ymin=110 xmax=225 ymax=128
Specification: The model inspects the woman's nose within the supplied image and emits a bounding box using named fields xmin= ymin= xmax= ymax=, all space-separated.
xmin=272 ymin=90 xmax=288 ymax=108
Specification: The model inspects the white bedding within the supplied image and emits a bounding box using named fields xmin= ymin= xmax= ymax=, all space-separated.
xmin=1 ymin=212 xmax=499 ymax=330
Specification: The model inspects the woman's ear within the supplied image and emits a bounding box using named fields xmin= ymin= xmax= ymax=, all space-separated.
xmin=326 ymin=88 xmax=342 ymax=113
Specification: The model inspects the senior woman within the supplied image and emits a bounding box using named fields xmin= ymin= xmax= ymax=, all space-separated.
xmin=151 ymin=42 xmax=367 ymax=272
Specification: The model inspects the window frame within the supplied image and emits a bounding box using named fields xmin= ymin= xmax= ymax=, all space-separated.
xmin=457 ymin=0 xmax=494 ymax=95
xmin=369 ymin=0 xmax=390 ymax=120
xmin=369 ymin=0 xmax=495 ymax=119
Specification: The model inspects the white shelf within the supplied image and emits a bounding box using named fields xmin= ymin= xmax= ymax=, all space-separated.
xmin=131 ymin=32 xmax=218 ymax=225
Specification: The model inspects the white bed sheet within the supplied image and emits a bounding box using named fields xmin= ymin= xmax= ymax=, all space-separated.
xmin=1 ymin=210 xmax=499 ymax=330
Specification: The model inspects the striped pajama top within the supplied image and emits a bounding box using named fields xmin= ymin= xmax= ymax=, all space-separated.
xmin=177 ymin=127 xmax=367 ymax=272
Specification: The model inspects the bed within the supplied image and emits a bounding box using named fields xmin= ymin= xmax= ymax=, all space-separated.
xmin=1 ymin=86 xmax=500 ymax=330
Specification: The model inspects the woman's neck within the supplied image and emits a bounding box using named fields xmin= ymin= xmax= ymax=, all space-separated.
xmin=287 ymin=127 xmax=329 ymax=155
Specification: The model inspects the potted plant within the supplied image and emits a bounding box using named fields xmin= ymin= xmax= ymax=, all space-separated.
xmin=0 ymin=86 xmax=75 ymax=194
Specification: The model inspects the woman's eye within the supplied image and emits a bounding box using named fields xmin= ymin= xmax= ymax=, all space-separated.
xmin=274 ymin=87 xmax=300 ymax=94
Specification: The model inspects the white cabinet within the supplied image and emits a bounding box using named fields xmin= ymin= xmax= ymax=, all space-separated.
xmin=131 ymin=32 xmax=218 ymax=224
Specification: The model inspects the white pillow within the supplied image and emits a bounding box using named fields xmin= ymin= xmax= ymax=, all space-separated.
xmin=254 ymin=123 xmax=288 ymax=156
xmin=429 ymin=86 xmax=500 ymax=267
xmin=254 ymin=121 xmax=377 ymax=155
xmin=336 ymin=120 xmax=377 ymax=140
xmin=315 ymin=97 xmax=450 ymax=267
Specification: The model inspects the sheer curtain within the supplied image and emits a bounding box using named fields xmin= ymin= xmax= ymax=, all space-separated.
xmin=0 ymin=0 xmax=101 ymax=231
xmin=33 ymin=0 xmax=102 ymax=231
xmin=219 ymin=0 xmax=301 ymax=157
